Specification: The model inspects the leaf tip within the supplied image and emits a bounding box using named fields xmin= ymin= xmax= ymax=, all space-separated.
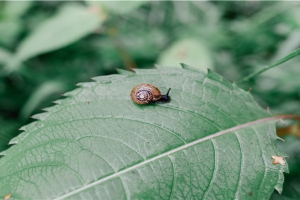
xmin=154 ymin=64 xmax=162 ymax=69
xmin=116 ymin=68 xmax=134 ymax=75
xmin=76 ymin=82 xmax=85 ymax=87
xmin=275 ymin=186 xmax=283 ymax=195
xmin=206 ymin=68 xmax=215 ymax=77
xmin=31 ymin=112 xmax=50 ymax=120
xmin=207 ymin=68 xmax=213 ymax=73
xmin=53 ymin=100 xmax=61 ymax=105
xmin=8 ymin=139 xmax=18 ymax=145
xmin=180 ymin=63 xmax=200 ymax=72
xmin=274 ymin=169 xmax=285 ymax=194
xmin=62 ymin=89 xmax=80 ymax=97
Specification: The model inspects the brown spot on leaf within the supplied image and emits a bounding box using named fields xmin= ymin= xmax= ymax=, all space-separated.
xmin=249 ymin=191 xmax=253 ymax=196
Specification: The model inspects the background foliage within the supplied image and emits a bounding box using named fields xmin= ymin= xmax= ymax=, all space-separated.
xmin=0 ymin=1 xmax=300 ymax=199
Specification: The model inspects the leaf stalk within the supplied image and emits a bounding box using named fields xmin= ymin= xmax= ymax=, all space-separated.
xmin=236 ymin=48 xmax=300 ymax=85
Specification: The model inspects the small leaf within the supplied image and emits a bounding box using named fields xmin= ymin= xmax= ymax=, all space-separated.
xmin=15 ymin=4 xmax=103 ymax=62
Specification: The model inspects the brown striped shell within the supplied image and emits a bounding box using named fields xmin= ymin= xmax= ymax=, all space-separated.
xmin=130 ymin=84 xmax=162 ymax=104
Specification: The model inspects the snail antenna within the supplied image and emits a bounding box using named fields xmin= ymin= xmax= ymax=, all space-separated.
xmin=166 ymin=88 xmax=171 ymax=96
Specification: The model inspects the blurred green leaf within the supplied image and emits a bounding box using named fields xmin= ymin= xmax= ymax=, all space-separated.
xmin=228 ymin=2 xmax=300 ymax=59
xmin=158 ymin=38 xmax=214 ymax=70
xmin=256 ymin=59 xmax=300 ymax=94
xmin=0 ymin=67 xmax=288 ymax=199
xmin=230 ymin=2 xmax=299 ymax=36
xmin=0 ymin=120 xmax=20 ymax=152
xmin=0 ymin=46 xmax=12 ymax=66
xmin=1 ymin=1 xmax=33 ymax=19
xmin=249 ymin=2 xmax=299 ymax=29
xmin=0 ymin=20 xmax=22 ymax=47
xmin=14 ymin=4 xmax=103 ymax=63
xmin=19 ymin=80 xmax=66 ymax=120
xmin=237 ymin=48 xmax=300 ymax=85
xmin=272 ymin=101 xmax=300 ymax=116
xmin=86 ymin=1 xmax=146 ymax=14
xmin=122 ymin=29 xmax=167 ymax=60
xmin=190 ymin=1 xmax=221 ymax=25
xmin=272 ymin=29 xmax=300 ymax=61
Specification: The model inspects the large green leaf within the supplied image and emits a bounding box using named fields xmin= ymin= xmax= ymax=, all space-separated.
xmin=0 ymin=66 xmax=288 ymax=199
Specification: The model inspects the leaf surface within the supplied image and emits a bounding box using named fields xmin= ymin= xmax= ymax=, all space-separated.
xmin=0 ymin=66 xmax=287 ymax=199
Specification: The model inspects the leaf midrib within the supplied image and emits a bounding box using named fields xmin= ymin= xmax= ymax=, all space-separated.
xmin=53 ymin=115 xmax=287 ymax=200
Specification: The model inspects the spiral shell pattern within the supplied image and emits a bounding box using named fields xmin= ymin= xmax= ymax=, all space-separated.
xmin=130 ymin=84 xmax=162 ymax=104
xmin=136 ymin=89 xmax=152 ymax=103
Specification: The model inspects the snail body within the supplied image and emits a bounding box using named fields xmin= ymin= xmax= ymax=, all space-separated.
xmin=130 ymin=84 xmax=171 ymax=104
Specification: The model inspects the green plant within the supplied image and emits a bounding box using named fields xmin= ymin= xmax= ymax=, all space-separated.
xmin=0 ymin=64 xmax=297 ymax=199
xmin=1 ymin=1 xmax=300 ymax=199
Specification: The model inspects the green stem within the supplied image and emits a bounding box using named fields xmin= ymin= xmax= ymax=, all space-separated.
xmin=236 ymin=48 xmax=300 ymax=85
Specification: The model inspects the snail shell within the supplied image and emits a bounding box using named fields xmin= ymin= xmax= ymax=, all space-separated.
xmin=130 ymin=84 xmax=162 ymax=104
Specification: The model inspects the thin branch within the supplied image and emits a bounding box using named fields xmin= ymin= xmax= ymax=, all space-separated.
xmin=236 ymin=48 xmax=300 ymax=85
xmin=108 ymin=27 xmax=137 ymax=70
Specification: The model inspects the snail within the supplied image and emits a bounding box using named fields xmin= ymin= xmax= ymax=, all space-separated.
xmin=130 ymin=84 xmax=171 ymax=104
